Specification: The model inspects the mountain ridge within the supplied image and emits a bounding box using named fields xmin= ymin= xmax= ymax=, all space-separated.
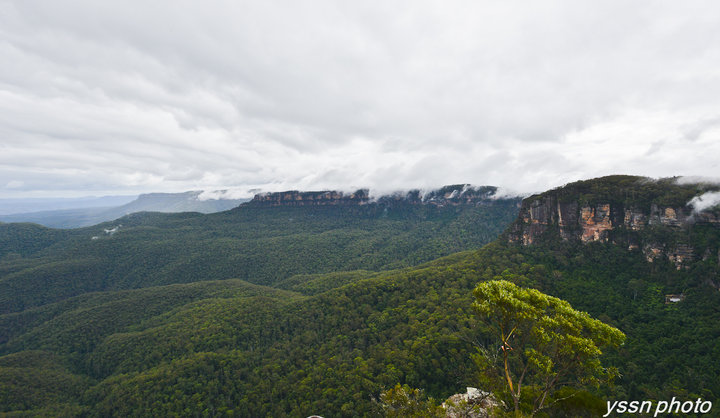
xmin=0 ymin=191 xmax=248 ymax=228
xmin=507 ymin=175 xmax=720 ymax=268
xmin=247 ymin=184 xmax=505 ymax=207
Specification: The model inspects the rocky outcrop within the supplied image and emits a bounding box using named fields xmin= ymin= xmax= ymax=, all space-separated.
xmin=509 ymin=197 xmax=636 ymax=245
xmin=649 ymin=205 xmax=688 ymax=227
xmin=641 ymin=243 xmax=696 ymax=269
xmin=442 ymin=387 xmax=500 ymax=418
xmin=508 ymin=176 xmax=720 ymax=268
xmin=697 ymin=211 xmax=720 ymax=226
xmin=580 ymin=203 xmax=613 ymax=243
xmin=624 ymin=209 xmax=646 ymax=230
xmin=643 ymin=243 xmax=664 ymax=262
xmin=509 ymin=199 xmax=697 ymax=245
xmin=667 ymin=244 xmax=695 ymax=269
xmin=420 ymin=184 xmax=500 ymax=206
xmin=513 ymin=198 xmax=578 ymax=245
xmin=248 ymin=184 xmax=508 ymax=208
xmin=249 ymin=189 xmax=370 ymax=206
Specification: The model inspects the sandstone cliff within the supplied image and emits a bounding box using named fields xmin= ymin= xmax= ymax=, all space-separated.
xmin=507 ymin=176 xmax=720 ymax=269
xmin=247 ymin=184 xmax=507 ymax=208
xmin=249 ymin=189 xmax=370 ymax=206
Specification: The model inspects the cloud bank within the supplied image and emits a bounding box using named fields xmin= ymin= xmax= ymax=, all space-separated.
xmin=689 ymin=192 xmax=720 ymax=213
xmin=1 ymin=1 xmax=720 ymax=198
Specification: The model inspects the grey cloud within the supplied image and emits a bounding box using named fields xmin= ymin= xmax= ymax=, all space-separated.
xmin=677 ymin=176 xmax=720 ymax=185
xmin=2 ymin=1 xmax=720 ymax=198
xmin=681 ymin=117 xmax=720 ymax=142
xmin=645 ymin=141 xmax=665 ymax=156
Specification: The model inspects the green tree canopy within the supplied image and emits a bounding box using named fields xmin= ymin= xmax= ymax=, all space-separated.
xmin=472 ymin=279 xmax=625 ymax=416
xmin=377 ymin=384 xmax=444 ymax=418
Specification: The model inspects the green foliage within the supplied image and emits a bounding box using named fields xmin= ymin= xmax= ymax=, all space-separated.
xmin=529 ymin=175 xmax=719 ymax=209
xmin=377 ymin=384 xmax=444 ymax=417
xmin=0 ymin=351 xmax=92 ymax=413
xmin=1 ymin=179 xmax=720 ymax=416
xmin=0 ymin=200 xmax=519 ymax=314
xmin=1 ymin=234 xmax=719 ymax=416
xmin=472 ymin=280 xmax=625 ymax=415
xmin=0 ymin=222 xmax=71 ymax=258
xmin=0 ymin=247 xmax=496 ymax=416
xmin=275 ymin=270 xmax=379 ymax=295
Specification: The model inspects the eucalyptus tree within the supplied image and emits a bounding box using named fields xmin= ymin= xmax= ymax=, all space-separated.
xmin=472 ymin=279 xmax=625 ymax=416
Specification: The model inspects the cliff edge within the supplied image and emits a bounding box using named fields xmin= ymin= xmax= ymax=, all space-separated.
xmin=247 ymin=184 xmax=506 ymax=207
xmin=507 ymin=175 xmax=720 ymax=268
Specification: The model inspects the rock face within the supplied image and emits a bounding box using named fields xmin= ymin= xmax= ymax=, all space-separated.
xmin=580 ymin=203 xmax=614 ymax=243
xmin=442 ymin=387 xmax=500 ymax=418
xmin=508 ymin=177 xmax=720 ymax=268
xmin=249 ymin=189 xmax=370 ymax=206
xmin=510 ymin=198 xmax=672 ymax=245
xmin=667 ymin=244 xmax=695 ymax=269
xmin=248 ymin=184 xmax=506 ymax=208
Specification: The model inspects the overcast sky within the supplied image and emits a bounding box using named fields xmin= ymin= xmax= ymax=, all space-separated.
xmin=1 ymin=1 xmax=719 ymax=199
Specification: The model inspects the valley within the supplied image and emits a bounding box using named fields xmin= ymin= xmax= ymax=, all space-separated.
xmin=1 ymin=177 xmax=719 ymax=416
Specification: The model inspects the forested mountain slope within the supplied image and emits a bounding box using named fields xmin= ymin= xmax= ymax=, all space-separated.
xmin=1 ymin=177 xmax=719 ymax=416
xmin=0 ymin=185 xmax=520 ymax=314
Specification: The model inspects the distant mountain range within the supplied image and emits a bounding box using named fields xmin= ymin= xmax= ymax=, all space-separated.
xmin=0 ymin=195 xmax=138 ymax=215
xmin=247 ymin=184 xmax=501 ymax=207
xmin=0 ymin=191 xmax=248 ymax=228
xmin=0 ymin=185 xmax=508 ymax=229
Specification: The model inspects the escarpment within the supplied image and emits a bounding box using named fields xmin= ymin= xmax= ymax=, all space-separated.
xmin=248 ymin=189 xmax=370 ymax=206
xmin=508 ymin=175 xmax=720 ymax=269
xmin=247 ymin=184 xmax=509 ymax=208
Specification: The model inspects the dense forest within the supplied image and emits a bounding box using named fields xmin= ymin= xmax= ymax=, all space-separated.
xmin=1 ymin=177 xmax=719 ymax=416
xmin=0 ymin=192 xmax=520 ymax=314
